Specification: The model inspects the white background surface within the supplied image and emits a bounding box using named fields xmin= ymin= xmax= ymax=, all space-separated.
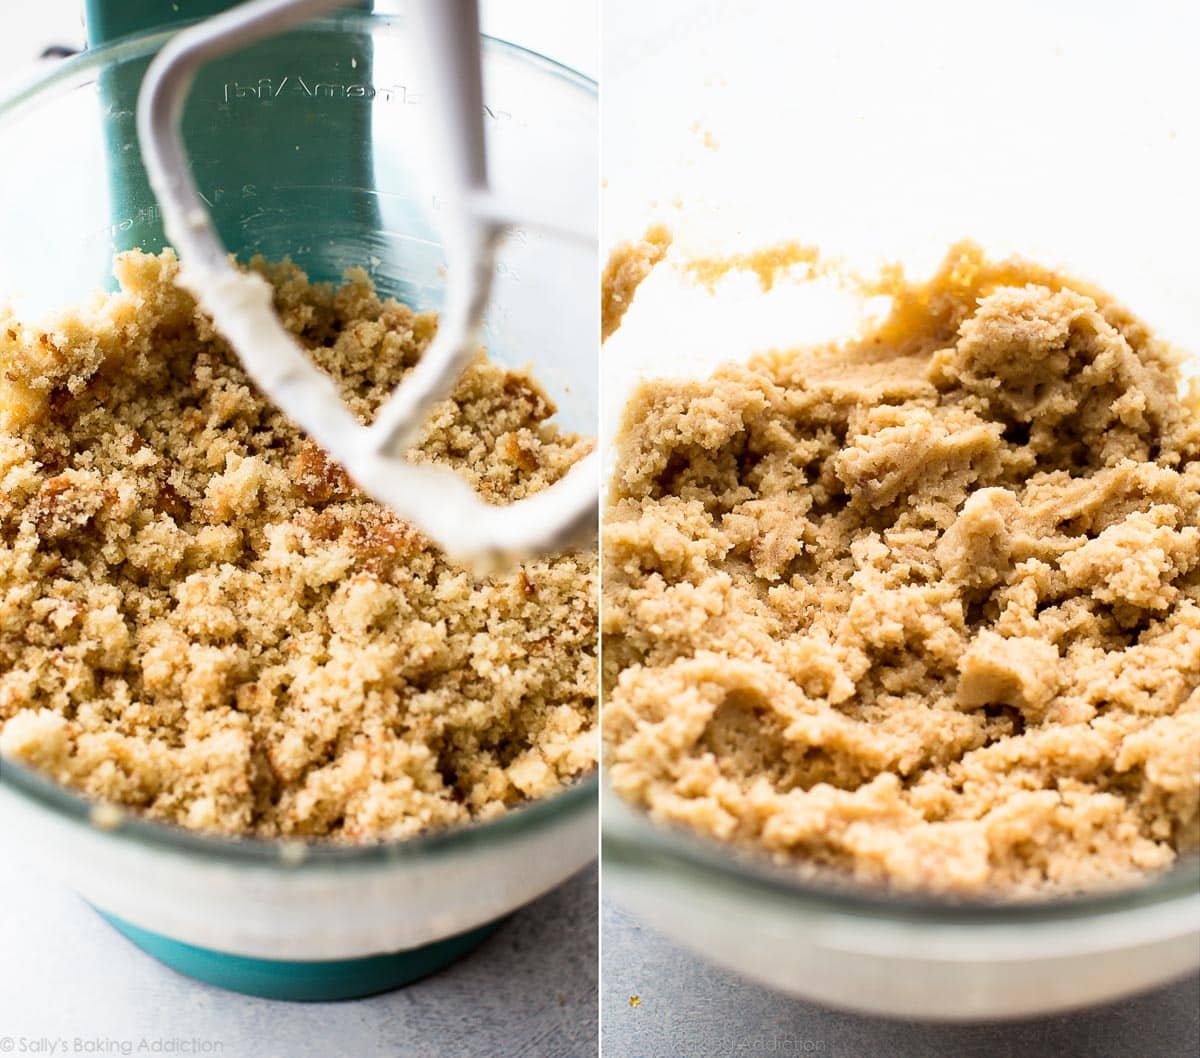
xmin=0 ymin=5 xmax=597 ymax=1058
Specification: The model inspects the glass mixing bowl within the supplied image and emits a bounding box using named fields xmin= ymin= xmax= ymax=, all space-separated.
xmin=0 ymin=11 xmax=597 ymax=1001
xmin=601 ymin=0 xmax=1200 ymax=1019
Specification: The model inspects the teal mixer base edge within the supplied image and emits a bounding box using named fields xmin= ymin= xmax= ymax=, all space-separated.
xmin=94 ymin=907 xmax=503 ymax=1002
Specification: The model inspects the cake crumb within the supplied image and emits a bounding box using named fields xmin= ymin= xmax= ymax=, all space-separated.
xmin=0 ymin=250 xmax=598 ymax=841
xmin=681 ymin=239 xmax=825 ymax=293
xmin=601 ymin=225 xmax=673 ymax=342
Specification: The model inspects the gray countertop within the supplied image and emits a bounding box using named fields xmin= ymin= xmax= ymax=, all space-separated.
xmin=601 ymin=898 xmax=1200 ymax=1058
xmin=0 ymin=849 xmax=598 ymax=1058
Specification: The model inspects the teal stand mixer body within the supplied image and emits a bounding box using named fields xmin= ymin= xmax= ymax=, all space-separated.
xmin=89 ymin=0 xmax=432 ymax=291
xmin=81 ymin=0 xmax=499 ymax=1001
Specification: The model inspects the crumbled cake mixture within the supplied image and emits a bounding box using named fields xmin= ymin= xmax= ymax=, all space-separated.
xmin=604 ymin=242 xmax=1200 ymax=897
xmin=601 ymin=224 xmax=672 ymax=342
xmin=0 ymin=251 xmax=597 ymax=840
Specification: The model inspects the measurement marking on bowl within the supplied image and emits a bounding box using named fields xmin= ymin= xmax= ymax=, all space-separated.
xmin=85 ymin=185 xmax=263 ymax=244
xmin=217 ymin=74 xmax=513 ymax=123
xmin=221 ymin=75 xmax=410 ymax=104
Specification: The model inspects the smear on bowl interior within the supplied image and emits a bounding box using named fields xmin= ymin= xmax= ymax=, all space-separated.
xmin=603 ymin=238 xmax=1199 ymax=897
xmin=0 ymin=251 xmax=597 ymax=840
xmin=600 ymin=224 xmax=672 ymax=342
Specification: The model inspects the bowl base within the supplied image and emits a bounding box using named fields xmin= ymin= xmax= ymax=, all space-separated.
xmin=94 ymin=908 xmax=503 ymax=1001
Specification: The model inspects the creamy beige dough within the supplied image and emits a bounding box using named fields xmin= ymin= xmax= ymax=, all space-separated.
xmin=604 ymin=242 xmax=1200 ymax=897
xmin=0 ymin=251 xmax=597 ymax=840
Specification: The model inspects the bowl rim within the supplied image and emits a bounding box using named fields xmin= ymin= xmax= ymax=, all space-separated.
xmin=0 ymin=10 xmax=597 ymax=120
xmin=603 ymin=785 xmax=1200 ymax=925
xmin=2 ymin=754 xmax=597 ymax=870
xmin=0 ymin=13 xmax=598 ymax=872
